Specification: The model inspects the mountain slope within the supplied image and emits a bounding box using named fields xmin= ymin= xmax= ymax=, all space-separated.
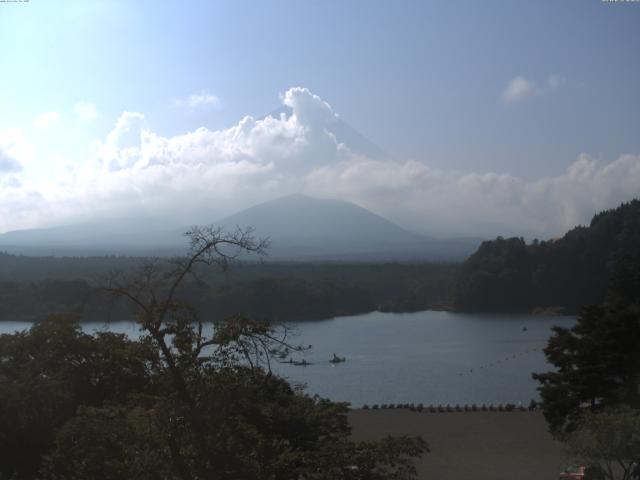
xmin=0 ymin=195 xmax=479 ymax=260
xmin=0 ymin=218 xmax=184 ymax=256
xmin=452 ymin=199 xmax=640 ymax=312
xmin=217 ymin=194 xmax=476 ymax=260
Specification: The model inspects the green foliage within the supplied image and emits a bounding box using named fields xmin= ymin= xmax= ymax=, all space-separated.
xmin=0 ymin=316 xmax=156 ymax=479
xmin=453 ymin=199 xmax=640 ymax=312
xmin=0 ymin=227 xmax=427 ymax=480
xmin=533 ymin=256 xmax=640 ymax=436
xmin=41 ymin=405 xmax=170 ymax=480
xmin=564 ymin=407 xmax=640 ymax=480
xmin=1 ymin=316 xmax=427 ymax=480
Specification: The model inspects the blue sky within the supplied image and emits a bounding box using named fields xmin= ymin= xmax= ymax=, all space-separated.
xmin=0 ymin=0 xmax=639 ymax=236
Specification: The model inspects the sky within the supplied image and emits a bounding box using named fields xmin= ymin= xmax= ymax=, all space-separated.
xmin=0 ymin=0 xmax=639 ymax=238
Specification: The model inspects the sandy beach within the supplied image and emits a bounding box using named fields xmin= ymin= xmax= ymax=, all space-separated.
xmin=349 ymin=409 xmax=569 ymax=480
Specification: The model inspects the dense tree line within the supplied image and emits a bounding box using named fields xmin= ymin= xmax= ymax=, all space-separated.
xmin=4 ymin=200 xmax=639 ymax=321
xmin=0 ymin=260 xmax=454 ymax=322
xmin=452 ymin=200 xmax=640 ymax=313
xmin=533 ymin=255 xmax=640 ymax=436
xmin=0 ymin=227 xmax=427 ymax=480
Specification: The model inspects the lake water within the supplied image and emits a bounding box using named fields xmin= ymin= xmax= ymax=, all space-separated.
xmin=1 ymin=310 xmax=574 ymax=408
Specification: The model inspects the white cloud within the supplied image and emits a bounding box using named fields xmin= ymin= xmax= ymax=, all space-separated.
xmin=73 ymin=102 xmax=98 ymax=122
xmin=304 ymin=153 xmax=640 ymax=237
xmin=282 ymin=86 xmax=337 ymax=126
xmin=501 ymin=74 xmax=567 ymax=104
xmin=32 ymin=111 xmax=60 ymax=129
xmin=0 ymin=129 xmax=34 ymax=174
xmin=1 ymin=87 xmax=639 ymax=239
xmin=175 ymin=90 xmax=220 ymax=110
xmin=501 ymin=76 xmax=539 ymax=103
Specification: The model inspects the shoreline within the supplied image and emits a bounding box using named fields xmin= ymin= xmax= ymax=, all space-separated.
xmin=0 ymin=305 xmax=579 ymax=324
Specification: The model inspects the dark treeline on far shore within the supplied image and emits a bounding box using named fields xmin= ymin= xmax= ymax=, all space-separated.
xmin=0 ymin=257 xmax=455 ymax=322
xmin=1 ymin=199 xmax=639 ymax=322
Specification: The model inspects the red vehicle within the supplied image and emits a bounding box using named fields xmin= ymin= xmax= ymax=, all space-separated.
xmin=559 ymin=465 xmax=585 ymax=479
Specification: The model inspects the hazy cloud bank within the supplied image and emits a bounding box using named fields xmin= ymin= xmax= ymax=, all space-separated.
xmin=1 ymin=87 xmax=639 ymax=238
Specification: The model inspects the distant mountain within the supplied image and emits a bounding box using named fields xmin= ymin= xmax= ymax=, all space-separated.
xmin=0 ymin=195 xmax=479 ymax=260
xmin=0 ymin=108 xmax=480 ymax=260
xmin=0 ymin=217 xmax=184 ymax=256
xmin=452 ymin=199 xmax=640 ymax=313
xmin=216 ymin=194 xmax=477 ymax=260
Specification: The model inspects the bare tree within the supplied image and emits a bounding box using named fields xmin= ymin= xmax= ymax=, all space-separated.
xmin=99 ymin=225 xmax=308 ymax=385
xmin=92 ymin=225 xmax=426 ymax=480
xmin=99 ymin=225 xmax=305 ymax=479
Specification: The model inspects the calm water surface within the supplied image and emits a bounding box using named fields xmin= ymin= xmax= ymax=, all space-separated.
xmin=1 ymin=311 xmax=574 ymax=407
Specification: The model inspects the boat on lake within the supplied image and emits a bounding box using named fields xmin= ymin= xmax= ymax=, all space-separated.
xmin=330 ymin=353 xmax=346 ymax=364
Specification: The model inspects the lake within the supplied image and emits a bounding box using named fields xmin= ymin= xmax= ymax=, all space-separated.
xmin=0 ymin=310 xmax=574 ymax=408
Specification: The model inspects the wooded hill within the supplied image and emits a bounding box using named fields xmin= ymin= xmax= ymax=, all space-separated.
xmin=452 ymin=199 xmax=640 ymax=313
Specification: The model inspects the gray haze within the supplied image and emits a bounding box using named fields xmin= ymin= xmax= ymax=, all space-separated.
xmin=0 ymin=194 xmax=480 ymax=260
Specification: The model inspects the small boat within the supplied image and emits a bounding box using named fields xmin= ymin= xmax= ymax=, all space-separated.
xmin=329 ymin=353 xmax=346 ymax=364
xmin=292 ymin=359 xmax=311 ymax=366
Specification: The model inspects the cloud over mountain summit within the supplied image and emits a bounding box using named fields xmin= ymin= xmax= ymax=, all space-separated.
xmin=1 ymin=87 xmax=639 ymax=238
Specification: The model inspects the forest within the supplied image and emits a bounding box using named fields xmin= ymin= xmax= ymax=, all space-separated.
xmin=1 ymin=200 xmax=639 ymax=322
xmin=0 ymin=256 xmax=455 ymax=322
xmin=452 ymin=200 xmax=640 ymax=313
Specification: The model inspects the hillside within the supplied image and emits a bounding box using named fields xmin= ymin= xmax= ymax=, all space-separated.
xmin=217 ymin=194 xmax=478 ymax=260
xmin=452 ymin=199 xmax=640 ymax=313
xmin=0 ymin=195 xmax=478 ymax=261
xmin=0 ymin=218 xmax=184 ymax=256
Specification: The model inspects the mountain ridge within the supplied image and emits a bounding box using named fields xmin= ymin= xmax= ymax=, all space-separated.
xmin=0 ymin=194 xmax=479 ymax=260
xmin=452 ymin=199 xmax=640 ymax=312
